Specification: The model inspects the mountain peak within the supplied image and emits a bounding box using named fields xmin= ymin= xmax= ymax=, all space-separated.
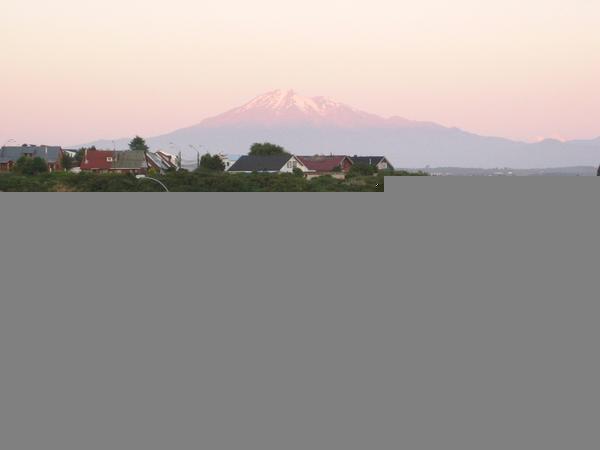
xmin=200 ymin=89 xmax=388 ymax=128
xmin=238 ymin=89 xmax=343 ymax=115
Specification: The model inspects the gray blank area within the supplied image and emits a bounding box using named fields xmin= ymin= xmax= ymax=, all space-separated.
xmin=1 ymin=179 xmax=599 ymax=450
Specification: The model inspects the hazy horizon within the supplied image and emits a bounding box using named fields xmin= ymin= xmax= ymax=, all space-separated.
xmin=2 ymin=0 xmax=600 ymax=147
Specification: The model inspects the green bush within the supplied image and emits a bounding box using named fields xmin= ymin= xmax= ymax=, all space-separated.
xmin=347 ymin=163 xmax=377 ymax=178
xmin=14 ymin=157 xmax=49 ymax=176
xmin=0 ymin=169 xmax=427 ymax=192
xmin=199 ymin=153 xmax=226 ymax=172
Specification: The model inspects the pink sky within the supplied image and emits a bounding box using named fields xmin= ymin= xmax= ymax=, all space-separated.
xmin=1 ymin=0 xmax=599 ymax=146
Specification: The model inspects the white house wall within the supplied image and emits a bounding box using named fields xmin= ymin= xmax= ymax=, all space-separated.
xmin=280 ymin=156 xmax=311 ymax=173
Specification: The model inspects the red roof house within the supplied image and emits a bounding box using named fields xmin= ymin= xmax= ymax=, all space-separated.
xmin=296 ymin=155 xmax=354 ymax=179
xmin=80 ymin=149 xmax=154 ymax=174
xmin=80 ymin=150 xmax=117 ymax=172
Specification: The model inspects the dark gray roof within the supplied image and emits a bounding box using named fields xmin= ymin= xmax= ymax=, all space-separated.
xmin=228 ymin=155 xmax=292 ymax=172
xmin=0 ymin=146 xmax=62 ymax=163
xmin=351 ymin=156 xmax=394 ymax=168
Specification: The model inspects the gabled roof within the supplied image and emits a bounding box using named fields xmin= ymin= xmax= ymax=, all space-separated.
xmin=351 ymin=156 xmax=393 ymax=168
xmin=80 ymin=150 xmax=165 ymax=171
xmin=113 ymin=151 xmax=148 ymax=169
xmin=0 ymin=145 xmax=62 ymax=163
xmin=155 ymin=151 xmax=176 ymax=165
xmin=228 ymin=155 xmax=293 ymax=172
xmin=80 ymin=150 xmax=116 ymax=170
xmin=296 ymin=155 xmax=352 ymax=172
xmin=147 ymin=152 xmax=176 ymax=172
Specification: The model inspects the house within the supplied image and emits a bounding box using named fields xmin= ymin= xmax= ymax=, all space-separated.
xmin=80 ymin=149 xmax=117 ymax=173
xmin=228 ymin=155 xmax=311 ymax=174
xmin=147 ymin=151 xmax=177 ymax=172
xmin=80 ymin=149 xmax=176 ymax=174
xmin=296 ymin=155 xmax=354 ymax=179
xmin=351 ymin=156 xmax=395 ymax=171
xmin=0 ymin=145 xmax=63 ymax=172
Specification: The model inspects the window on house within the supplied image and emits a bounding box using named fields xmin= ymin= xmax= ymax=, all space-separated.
xmin=106 ymin=157 xmax=113 ymax=162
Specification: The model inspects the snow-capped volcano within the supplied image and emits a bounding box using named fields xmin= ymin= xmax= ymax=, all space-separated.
xmin=200 ymin=89 xmax=420 ymax=128
xmin=238 ymin=89 xmax=339 ymax=113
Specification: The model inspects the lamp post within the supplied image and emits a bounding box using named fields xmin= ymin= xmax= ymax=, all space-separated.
xmin=190 ymin=144 xmax=203 ymax=169
xmin=111 ymin=140 xmax=118 ymax=170
xmin=135 ymin=175 xmax=169 ymax=192
xmin=2 ymin=139 xmax=16 ymax=148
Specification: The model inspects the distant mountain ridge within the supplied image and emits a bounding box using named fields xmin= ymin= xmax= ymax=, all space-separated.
xmin=82 ymin=89 xmax=600 ymax=169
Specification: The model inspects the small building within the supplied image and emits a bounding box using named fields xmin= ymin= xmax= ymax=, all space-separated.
xmin=147 ymin=151 xmax=177 ymax=173
xmin=228 ymin=155 xmax=311 ymax=174
xmin=0 ymin=145 xmax=63 ymax=172
xmin=80 ymin=149 xmax=176 ymax=174
xmin=351 ymin=156 xmax=394 ymax=171
xmin=296 ymin=155 xmax=354 ymax=179
xmin=81 ymin=150 xmax=176 ymax=175
xmin=80 ymin=149 xmax=117 ymax=173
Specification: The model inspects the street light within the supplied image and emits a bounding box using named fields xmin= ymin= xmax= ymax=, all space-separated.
xmin=2 ymin=139 xmax=16 ymax=148
xmin=111 ymin=140 xmax=118 ymax=169
xmin=136 ymin=175 xmax=169 ymax=192
xmin=189 ymin=144 xmax=203 ymax=169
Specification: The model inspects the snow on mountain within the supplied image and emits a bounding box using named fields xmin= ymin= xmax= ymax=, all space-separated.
xmin=199 ymin=89 xmax=429 ymax=128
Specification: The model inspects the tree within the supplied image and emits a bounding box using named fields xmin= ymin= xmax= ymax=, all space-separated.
xmin=199 ymin=153 xmax=226 ymax=172
xmin=129 ymin=136 xmax=149 ymax=152
xmin=14 ymin=156 xmax=49 ymax=175
xmin=249 ymin=142 xmax=289 ymax=156
xmin=347 ymin=163 xmax=377 ymax=178
xmin=61 ymin=153 xmax=74 ymax=171
xmin=75 ymin=149 xmax=85 ymax=165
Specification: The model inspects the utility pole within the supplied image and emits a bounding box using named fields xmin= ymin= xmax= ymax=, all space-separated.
xmin=112 ymin=141 xmax=117 ymax=170
xmin=189 ymin=144 xmax=203 ymax=170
